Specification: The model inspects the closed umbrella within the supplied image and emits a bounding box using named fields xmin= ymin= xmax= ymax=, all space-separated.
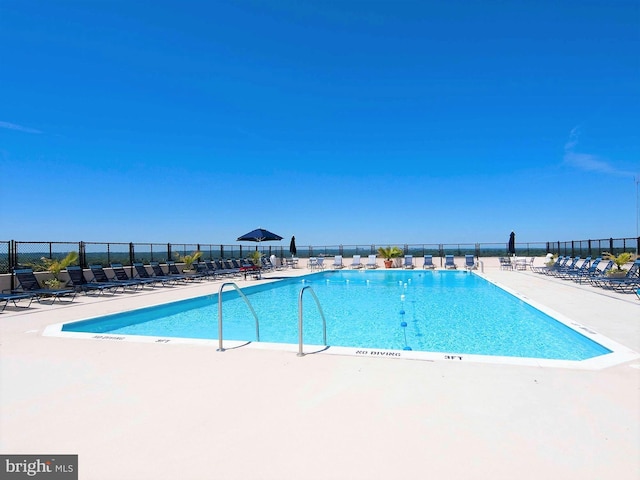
xmin=289 ymin=236 xmax=297 ymax=256
xmin=508 ymin=231 xmax=516 ymax=255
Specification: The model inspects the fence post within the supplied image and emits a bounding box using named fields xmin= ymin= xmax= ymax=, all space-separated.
xmin=9 ymin=240 xmax=16 ymax=290
xmin=129 ymin=243 xmax=135 ymax=266
xmin=9 ymin=240 xmax=16 ymax=272
xmin=79 ymin=241 xmax=86 ymax=269
xmin=167 ymin=243 xmax=172 ymax=262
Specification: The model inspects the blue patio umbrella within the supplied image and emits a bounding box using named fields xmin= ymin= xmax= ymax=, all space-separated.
xmin=237 ymin=228 xmax=283 ymax=243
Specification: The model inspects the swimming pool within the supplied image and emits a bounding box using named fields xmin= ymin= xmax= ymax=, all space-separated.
xmin=60 ymin=270 xmax=612 ymax=362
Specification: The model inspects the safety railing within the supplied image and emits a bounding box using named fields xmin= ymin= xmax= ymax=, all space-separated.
xmin=297 ymin=286 xmax=327 ymax=357
xmin=1 ymin=237 xmax=637 ymax=274
xmin=216 ymin=282 xmax=260 ymax=352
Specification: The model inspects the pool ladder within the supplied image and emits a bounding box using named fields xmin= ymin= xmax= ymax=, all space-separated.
xmin=297 ymin=286 xmax=327 ymax=356
xmin=215 ymin=282 xmax=327 ymax=357
xmin=216 ymin=282 xmax=260 ymax=352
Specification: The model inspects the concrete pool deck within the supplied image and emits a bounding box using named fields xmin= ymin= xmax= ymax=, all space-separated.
xmin=1 ymin=258 xmax=639 ymax=479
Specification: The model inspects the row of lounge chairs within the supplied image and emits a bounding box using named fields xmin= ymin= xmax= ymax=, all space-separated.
xmin=314 ymin=254 xmax=476 ymax=270
xmin=1 ymin=257 xmax=282 ymax=312
xmin=531 ymin=255 xmax=640 ymax=293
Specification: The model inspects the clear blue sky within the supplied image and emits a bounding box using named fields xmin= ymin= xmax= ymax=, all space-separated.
xmin=1 ymin=0 xmax=638 ymax=247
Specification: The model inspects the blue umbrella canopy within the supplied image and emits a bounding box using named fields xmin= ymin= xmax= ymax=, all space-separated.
xmin=237 ymin=228 xmax=283 ymax=242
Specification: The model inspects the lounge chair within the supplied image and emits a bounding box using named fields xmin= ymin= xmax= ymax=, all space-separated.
xmin=211 ymin=260 xmax=237 ymax=277
xmin=193 ymin=261 xmax=218 ymax=280
xmin=332 ymin=255 xmax=344 ymax=269
xmin=133 ymin=262 xmax=180 ymax=286
xmin=350 ymin=255 xmax=363 ymax=269
xmin=499 ymin=257 xmax=513 ymax=270
xmin=89 ymin=264 xmax=141 ymax=290
xmin=12 ymin=268 xmax=76 ymax=304
xmin=464 ymin=255 xmax=476 ymax=270
xmin=0 ymin=292 xmax=34 ymax=312
xmin=150 ymin=261 xmax=186 ymax=282
xmin=167 ymin=260 xmax=203 ymax=281
xmin=529 ymin=256 xmax=558 ymax=274
xmin=422 ymin=255 xmax=436 ymax=270
xmin=365 ymin=255 xmax=378 ymax=269
xmin=556 ymin=257 xmax=592 ymax=280
xmin=315 ymin=257 xmax=325 ymax=270
xmin=594 ymin=260 xmax=640 ymax=292
xmin=444 ymin=255 xmax=457 ymax=269
xmin=219 ymin=260 xmax=240 ymax=277
xmin=67 ymin=265 xmax=121 ymax=295
xmin=586 ymin=260 xmax=614 ymax=286
xmin=111 ymin=263 xmax=158 ymax=288
xmin=203 ymin=260 xmax=227 ymax=277
xmin=548 ymin=256 xmax=581 ymax=277
xmin=403 ymin=255 xmax=414 ymax=269
xmin=514 ymin=257 xmax=528 ymax=270
xmin=238 ymin=259 xmax=262 ymax=280
xmin=532 ymin=256 xmax=568 ymax=275
xmin=260 ymin=257 xmax=275 ymax=272
xmin=567 ymin=257 xmax=601 ymax=283
xmin=545 ymin=256 xmax=580 ymax=277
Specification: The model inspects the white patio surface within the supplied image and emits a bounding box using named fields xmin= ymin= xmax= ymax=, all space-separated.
xmin=1 ymin=258 xmax=638 ymax=480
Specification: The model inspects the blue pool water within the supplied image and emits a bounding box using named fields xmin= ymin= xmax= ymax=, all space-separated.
xmin=62 ymin=270 xmax=611 ymax=361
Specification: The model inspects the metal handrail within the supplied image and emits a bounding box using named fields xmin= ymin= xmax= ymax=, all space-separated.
xmin=217 ymin=282 xmax=260 ymax=352
xmin=297 ymin=286 xmax=327 ymax=357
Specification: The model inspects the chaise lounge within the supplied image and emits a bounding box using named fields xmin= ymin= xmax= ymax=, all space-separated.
xmin=0 ymin=292 xmax=34 ymax=312
xmin=444 ymin=255 xmax=457 ymax=269
xmin=422 ymin=255 xmax=436 ymax=269
xmin=67 ymin=265 xmax=122 ymax=295
xmin=12 ymin=268 xmax=76 ymax=304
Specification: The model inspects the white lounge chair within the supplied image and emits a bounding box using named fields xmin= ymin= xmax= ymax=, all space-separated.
xmin=350 ymin=255 xmax=363 ymax=269
xmin=332 ymin=255 xmax=344 ymax=269
xmin=365 ymin=255 xmax=378 ymax=269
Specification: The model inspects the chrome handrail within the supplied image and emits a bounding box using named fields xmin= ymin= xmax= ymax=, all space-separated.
xmin=217 ymin=282 xmax=260 ymax=352
xmin=297 ymin=286 xmax=327 ymax=357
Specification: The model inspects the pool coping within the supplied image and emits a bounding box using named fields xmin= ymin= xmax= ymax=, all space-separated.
xmin=42 ymin=270 xmax=639 ymax=370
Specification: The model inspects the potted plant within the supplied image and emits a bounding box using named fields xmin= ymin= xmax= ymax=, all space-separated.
xmin=177 ymin=251 xmax=202 ymax=272
xmin=377 ymin=246 xmax=403 ymax=268
xmin=602 ymin=252 xmax=636 ymax=278
xmin=248 ymin=250 xmax=262 ymax=266
xmin=41 ymin=251 xmax=78 ymax=289
xmin=545 ymin=253 xmax=557 ymax=267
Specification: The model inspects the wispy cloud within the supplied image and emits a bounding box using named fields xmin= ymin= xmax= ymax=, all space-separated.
xmin=0 ymin=121 xmax=43 ymax=134
xmin=563 ymin=126 xmax=634 ymax=177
